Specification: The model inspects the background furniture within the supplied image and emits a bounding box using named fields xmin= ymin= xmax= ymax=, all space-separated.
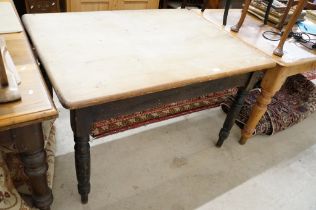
xmin=66 ymin=0 xmax=159 ymax=11
xmin=0 ymin=0 xmax=58 ymax=209
xmin=161 ymin=0 xmax=218 ymax=9
xmin=198 ymin=9 xmax=316 ymax=144
xmin=23 ymin=9 xmax=275 ymax=203
xmin=229 ymin=0 xmax=307 ymax=56
xmin=24 ymin=0 xmax=62 ymax=13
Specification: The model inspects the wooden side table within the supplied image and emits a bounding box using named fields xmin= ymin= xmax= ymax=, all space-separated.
xmin=196 ymin=9 xmax=316 ymax=145
xmin=0 ymin=0 xmax=58 ymax=209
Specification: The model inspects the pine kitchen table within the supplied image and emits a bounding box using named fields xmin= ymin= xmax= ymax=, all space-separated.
xmin=22 ymin=9 xmax=275 ymax=204
xmin=196 ymin=9 xmax=316 ymax=145
xmin=0 ymin=0 xmax=58 ymax=209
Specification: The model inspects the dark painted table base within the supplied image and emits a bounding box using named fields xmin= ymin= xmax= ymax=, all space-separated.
xmin=69 ymin=71 xmax=262 ymax=203
xmin=0 ymin=123 xmax=53 ymax=210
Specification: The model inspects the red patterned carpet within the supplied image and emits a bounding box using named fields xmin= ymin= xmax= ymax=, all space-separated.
xmin=91 ymin=70 xmax=316 ymax=139
xmin=91 ymin=89 xmax=237 ymax=138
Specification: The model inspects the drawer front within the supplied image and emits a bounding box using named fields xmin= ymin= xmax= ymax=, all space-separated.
xmin=67 ymin=0 xmax=115 ymax=12
xmin=25 ymin=0 xmax=60 ymax=13
xmin=66 ymin=0 xmax=159 ymax=11
xmin=116 ymin=0 xmax=159 ymax=9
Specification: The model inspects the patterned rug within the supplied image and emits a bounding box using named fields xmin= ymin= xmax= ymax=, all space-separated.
xmin=91 ymin=89 xmax=237 ymax=138
xmin=221 ymin=74 xmax=316 ymax=135
xmin=91 ymin=70 xmax=316 ymax=138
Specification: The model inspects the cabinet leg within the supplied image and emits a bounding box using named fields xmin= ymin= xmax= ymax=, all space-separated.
xmin=14 ymin=123 xmax=53 ymax=210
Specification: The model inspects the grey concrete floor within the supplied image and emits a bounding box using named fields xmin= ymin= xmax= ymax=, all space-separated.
xmin=52 ymin=99 xmax=316 ymax=210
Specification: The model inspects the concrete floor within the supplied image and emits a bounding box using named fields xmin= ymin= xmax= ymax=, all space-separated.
xmin=52 ymin=99 xmax=316 ymax=210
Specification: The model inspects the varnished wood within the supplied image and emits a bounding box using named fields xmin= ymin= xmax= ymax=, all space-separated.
xmin=0 ymin=0 xmax=57 ymax=131
xmin=23 ymin=10 xmax=275 ymax=110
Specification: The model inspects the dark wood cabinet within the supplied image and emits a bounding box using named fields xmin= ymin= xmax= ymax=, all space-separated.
xmin=25 ymin=0 xmax=61 ymax=13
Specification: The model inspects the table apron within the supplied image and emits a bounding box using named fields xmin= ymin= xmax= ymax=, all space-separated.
xmin=70 ymin=71 xmax=262 ymax=134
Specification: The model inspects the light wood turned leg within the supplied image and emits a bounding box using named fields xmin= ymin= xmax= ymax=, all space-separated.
xmin=240 ymin=67 xmax=288 ymax=144
xmin=273 ymin=0 xmax=307 ymax=56
xmin=231 ymin=0 xmax=252 ymax=32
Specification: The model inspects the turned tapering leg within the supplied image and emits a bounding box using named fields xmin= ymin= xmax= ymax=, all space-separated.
xmin=231 ymin=0 xmax=252 ymax=32
xmin=273 ymin=0 xmax=307 ymax=56
xmin=216 ymin=72 xmax=261 ymax=147
xmin=276 ymin=0 xmax=294 ymax=30
xmin=216 ymin=88 xmax=248 ymax=147
xmin=240 ymin=66 xmax=287 ymax=144
xmin=70 ymin=110 xmax=91 ymax=204
xmin=14 ymin=123 xmax=53 ymax=210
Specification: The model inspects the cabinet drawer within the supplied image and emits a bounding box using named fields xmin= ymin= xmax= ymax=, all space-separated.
xmin=116 ymin=0 xmax=159 ymax=9
xmin=25 ymin=0 xmax=60 ymax=13
xmin=67 ymin=0 xmax=115 ymax=12
xmin=66 ymin=0 xmax=159 ymax=11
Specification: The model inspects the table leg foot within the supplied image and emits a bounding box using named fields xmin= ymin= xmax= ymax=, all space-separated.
xmin=81 ymin=194 xmax=89 ymax=204
xmin=239 ymin=137 xmax=247 ymax=145
xmin=230 ymin=0 xmax=252 ymax=32
xmin=273 ymin=0 xmax=307 ymax=57
xmin=216 ymin=128 xmax=229 ymax=147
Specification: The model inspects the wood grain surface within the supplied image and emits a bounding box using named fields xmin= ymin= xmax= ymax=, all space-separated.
xmin=0 ymin=0 xmax=57 ymax=131
xmin=23 ymin=9 xmax=275 ymax=109
xmin=195 ymin=9 xmax=316 ymax=66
